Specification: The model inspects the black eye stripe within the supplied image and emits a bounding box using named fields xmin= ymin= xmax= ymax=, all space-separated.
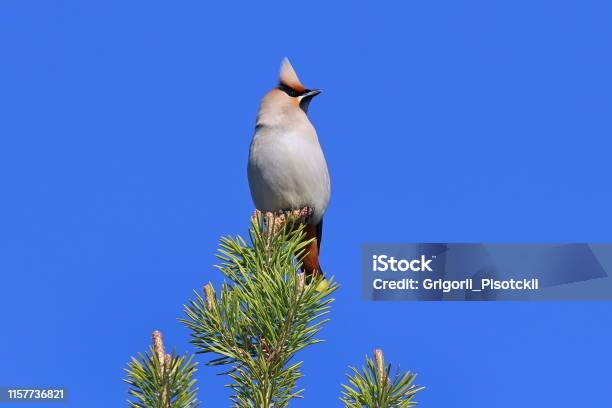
xmin=278 ymin=83 xmax=309 ymax=98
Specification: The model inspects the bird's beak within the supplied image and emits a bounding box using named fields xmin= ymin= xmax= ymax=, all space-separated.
xmin=303 ymin=89 xmax=322 ymax=98
xmin=299 ymin=89 xmax=322 ymax=113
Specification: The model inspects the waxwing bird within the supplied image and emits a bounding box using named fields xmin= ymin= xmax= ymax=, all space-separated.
xmin=248 ymin=58 xmax=330 ymax=278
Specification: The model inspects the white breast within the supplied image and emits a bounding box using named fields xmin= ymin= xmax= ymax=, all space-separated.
xmin=247 ymin=121 xmax=330 ymax=224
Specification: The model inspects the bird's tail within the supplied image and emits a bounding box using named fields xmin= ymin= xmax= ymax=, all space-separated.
xmin=301 ymin=222 xmax=324 ymax=279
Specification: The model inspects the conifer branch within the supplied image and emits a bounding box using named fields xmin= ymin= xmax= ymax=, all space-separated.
xmin=181 ymin=209 xmax=338 ymax=407
xmin=125 ymin=210 xmax=424 ymax=407
xmin=125 ymin=331 xmax=199 ymax=408
xmin=340 ymin=349 xmax=424 ymax=408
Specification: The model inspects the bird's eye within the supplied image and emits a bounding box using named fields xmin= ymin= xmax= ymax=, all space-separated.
xmin=279 ymin=83 xmax=300 ymax=98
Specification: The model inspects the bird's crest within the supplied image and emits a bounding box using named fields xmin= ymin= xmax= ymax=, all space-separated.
xmin=279 ymin=57 xmax=306 ymax=92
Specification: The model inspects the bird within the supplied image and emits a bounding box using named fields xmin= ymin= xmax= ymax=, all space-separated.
xmin=247 ymin=57 xmax=330 ymax=278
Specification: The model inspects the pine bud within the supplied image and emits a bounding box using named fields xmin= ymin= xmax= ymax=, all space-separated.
xmin=152 ymin=330 xmax=166 ymax=372
xmin=374 ymin=349 xmax=385 ymax=384
xmin=297 ymin=273 xmax=305 ymax=295
xmin=204 ymin=283 xmax=216 ymax=311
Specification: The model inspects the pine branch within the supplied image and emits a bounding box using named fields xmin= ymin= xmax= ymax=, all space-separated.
xmin=125 ymin=331 xmax=199 ymax=408
xmin=340 ymin=349 xmax=424 ymax=408
xmin=123 ymin=211 xmax=425 ymax=407
xmin=180 ymin=209 xmax=338 ymax=408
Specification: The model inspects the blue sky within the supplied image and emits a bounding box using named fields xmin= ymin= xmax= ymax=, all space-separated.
xmin=1 ymin=1 xmax=611 ymax=406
